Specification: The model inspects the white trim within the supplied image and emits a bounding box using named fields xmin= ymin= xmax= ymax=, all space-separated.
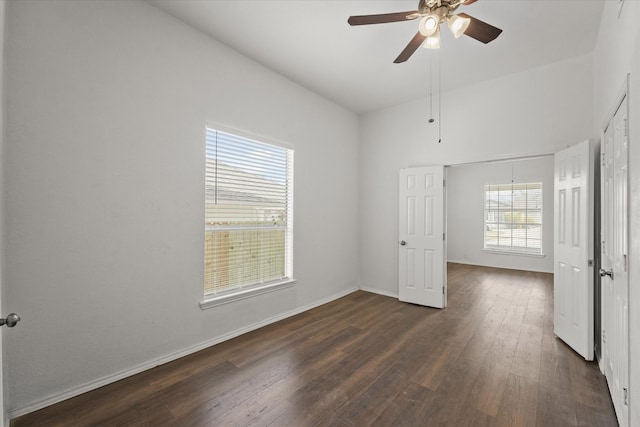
xmin=445 ymin=153 xmax=554 ymax=168
xmin=359 ymin=286 xmax=398 ymax=299
xmin=8 ymin=285 xmax=359 ymax=419
xmin=200 ymin=279 xmax=296 ymax=309
xmin=601 ymin=74 xmax=629 ymax=132
xmin=206 ymin=121 xmax=294 ymax=150
xmin=617 ymin=0 xmax=625 ymax=18
xmin=482 ymin=249 xmax=546 ymax=258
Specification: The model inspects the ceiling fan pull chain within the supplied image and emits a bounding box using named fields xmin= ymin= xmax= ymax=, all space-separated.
xmin=429 ymin=53 xmax=435 ymax=123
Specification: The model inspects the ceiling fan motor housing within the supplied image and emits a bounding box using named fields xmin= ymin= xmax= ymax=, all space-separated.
xmin=419 ymin=0 xmax=462 ymax=15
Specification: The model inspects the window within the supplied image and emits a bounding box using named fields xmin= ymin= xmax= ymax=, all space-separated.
xmin=204 ymin=127 xmax=294 ymax=300
xmin=484 ymin=182 xmax=542 ymax=254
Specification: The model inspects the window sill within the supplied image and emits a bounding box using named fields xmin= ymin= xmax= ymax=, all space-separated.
xmin=482 ymin=249 xmax=546 ymax=258
xmin=200 ymin=279 xmax=297 ymax=310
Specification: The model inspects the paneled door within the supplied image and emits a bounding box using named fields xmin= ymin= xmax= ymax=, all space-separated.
xmin=601 ymin=90 xmax=629 ymax=427
xmin=553 ymin=140 xmax=593 ymax=360
xmin=398 ymin=166 xmax=446 ymax=308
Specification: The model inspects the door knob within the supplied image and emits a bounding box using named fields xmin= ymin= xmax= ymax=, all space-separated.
xmin=599 ymin=269 xmax=614 ymax=280
xmin=0 ymin=313 xmax=20 ymax=328
xmin=400 ymin=240 xmax=407 ymax=246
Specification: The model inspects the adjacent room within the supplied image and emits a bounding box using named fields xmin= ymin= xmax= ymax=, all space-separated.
xmin=1 ymin=0 xmax=639 ymax=425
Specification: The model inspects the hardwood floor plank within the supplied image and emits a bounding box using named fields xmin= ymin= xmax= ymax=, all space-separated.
xmin=575 ymin=401 xmax=618 ymax=427
xmin=420 ymin=356 xmax=483 ymax=425
xmin=171 ymin=324 xmax=365 ymax=424
xmin=495 ymin=373 xmax=539 ymax=427
xmin=372 ymin=381 xmax=435 ymax=426
xmin=511 ymin=323 xmax=544 ymax=381
xmin=535 ymin=383 xmax=578 ymax=427
xmin=455 ymin=405 xmax=497 ymax=426
xmin=568 ymin=351 xmax=616 ymax=411
xmin=466 ymin=362 xmax=511 ymax=417
xmin=11 ymin=264 xmax=618 ymax=427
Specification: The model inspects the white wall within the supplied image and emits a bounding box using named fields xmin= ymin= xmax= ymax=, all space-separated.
xmin=5 ymin=0 xmax=635 ymax=421
xmin=4 ymin=0 xmax=359 ymax=415
xmin=359 ymin=54 xmax=593 ymax=296
xmin=446 ymin=157 xmax=554 ymax=273
xmin=593 ymin=1 xmax=640 ymax=425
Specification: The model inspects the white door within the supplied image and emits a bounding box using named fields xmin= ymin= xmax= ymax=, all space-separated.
xmin=0 ymin=2 xmax=6 ymax=424
xmin=554 ymin=140 xmax=593 ymax=360
xmin=601 ymin=94 xmax=629 ymax=427
xmin=398 ymin=166 xmax=446 ymax=308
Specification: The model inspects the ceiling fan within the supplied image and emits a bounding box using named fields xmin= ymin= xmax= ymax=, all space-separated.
xmin=348 ymin=0 xmax=502 ymax=63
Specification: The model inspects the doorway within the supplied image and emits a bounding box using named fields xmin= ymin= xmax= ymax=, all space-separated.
xmin=399 ymin=157 xmax=555 ymax=308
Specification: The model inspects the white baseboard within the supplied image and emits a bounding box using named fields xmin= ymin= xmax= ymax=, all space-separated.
xmin=446 ymin=259 xmax=553 ymax=274
xmin=9 ymin=285 xmax=359 ymax=420
xmin=359 ymin=286 xmax=398 ymax=299
xmin=597 ymin=352 xmax=605 ymax=374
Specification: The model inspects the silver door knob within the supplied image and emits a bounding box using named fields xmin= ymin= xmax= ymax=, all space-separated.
xmin=0 ymin=313 xmax=20 ymax=328
xmin=400 ymin=240 xmax=406 ymax=246
xmin=599 ymin=269 xmax=614 ymax=279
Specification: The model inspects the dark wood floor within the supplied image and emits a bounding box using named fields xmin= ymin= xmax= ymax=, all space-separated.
xmin=13 ymin=263 xmax=617 ymax=426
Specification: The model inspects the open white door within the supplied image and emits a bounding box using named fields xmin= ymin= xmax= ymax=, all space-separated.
xmin=398 ymin=166 xmax=446 ymax=308
xmin=601 ymin=90 xmax=629 ymax=427
xmin=553 ymin=140 xmax=593 ymax=360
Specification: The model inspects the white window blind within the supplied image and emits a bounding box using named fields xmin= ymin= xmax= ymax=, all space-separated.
xmin=205 ymin=128 xmax=293 ymax=296
xmin=484 ymin=182 xmax=542 ymax=254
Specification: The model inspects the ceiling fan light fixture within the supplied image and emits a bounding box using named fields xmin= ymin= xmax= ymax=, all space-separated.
xmin=448 ymin=14 xmax=471 ymax=38
xmin=423 ymin=28 xmax=440 ymax=49
xmin=418 ymin=15 xmax=439 ymax=36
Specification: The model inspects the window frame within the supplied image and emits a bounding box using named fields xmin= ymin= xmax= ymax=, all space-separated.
xmin=483 ymin=182 xmax=544 ymax=256
xmin=201 ymin=123 xmax=295 ymax=309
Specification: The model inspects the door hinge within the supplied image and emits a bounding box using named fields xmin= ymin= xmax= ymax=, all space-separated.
xmin=602 ymin=329 xmax=606 ymax=344
xmin=588 ymin=259 xmax=594 ymax=267
xmin=624 ymin=388 xmax=628 ymax=405
xmin=443 ymin=287 xmax=445 ymax=295
xmin=443 ymin=179 xmax=446 ymax=187
xmin=624 ymin=254 xmax=628 ymax=272
xmin=443 ymin=233 xmax=445 ymax=241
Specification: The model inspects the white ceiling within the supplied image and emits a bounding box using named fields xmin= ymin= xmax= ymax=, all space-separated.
xmin=148 ymin=0 xmax=605 ymax=115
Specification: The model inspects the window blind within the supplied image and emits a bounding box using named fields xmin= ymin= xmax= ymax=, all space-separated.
xmin=484 ymin=182 xmax=542 ymax=254
xmin=205 ymin=128 xmax=293 ymax=295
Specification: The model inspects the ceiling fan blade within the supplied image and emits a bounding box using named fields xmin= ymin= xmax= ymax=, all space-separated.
xmin=457 ymin=13 xmax=502 ymax=44
xmin=348 ymin=11 xmax=419 ymax=26
xmin=394 ymin=31 xmax=427 ymax=64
